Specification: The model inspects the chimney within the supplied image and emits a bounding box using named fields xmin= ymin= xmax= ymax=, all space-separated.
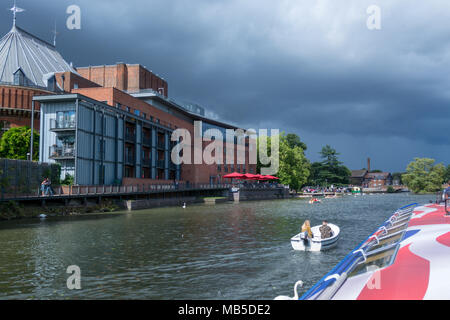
xmin=367 ymin=158 xmax=371 ymax=172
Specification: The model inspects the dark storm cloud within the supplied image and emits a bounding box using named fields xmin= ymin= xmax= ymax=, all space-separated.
xmin=1 ymin=0 xmax=448 ymax=171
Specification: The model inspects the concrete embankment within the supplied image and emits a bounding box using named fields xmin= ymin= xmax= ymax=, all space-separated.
xmin=229 ymin=188 xmax=290 ymax=202
xmin=0 ymin=187 xmax=290 ymax=219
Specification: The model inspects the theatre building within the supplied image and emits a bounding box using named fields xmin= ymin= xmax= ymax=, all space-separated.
xmin=0 ymin=23 xmax=77 ymax=134
xmin=0 ymin=12 xmax=256 ymax=186
xmin=35 ymin=62 xmax=256 ymax=186
xmin=35 ymin=82 xmax=256 ymax=186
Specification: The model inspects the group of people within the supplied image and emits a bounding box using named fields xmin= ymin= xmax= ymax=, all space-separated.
xmin=40 ymin=178 xmax=54 ymax=196
xmin=303 ymin=186 xmax=348 ymax=194
xmin=301 ymin=220 xmax=332 ymax=241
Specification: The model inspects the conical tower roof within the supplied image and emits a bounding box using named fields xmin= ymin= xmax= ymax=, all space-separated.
xmin=0 ymin=24 xmax=76 ymax=88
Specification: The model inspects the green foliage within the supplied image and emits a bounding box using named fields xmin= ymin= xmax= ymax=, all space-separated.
xmin=386 ymin=186 xmax=395 ymax=193
xmin=444 ymin=165 xmax=450 ymax=183
xmin=402 ymin=158 xmax=446 ymax=193
xmin=61 ymin=174 xmax=74 ymax=186
xmin=392 ymin=172 xmax=404 ymax=185
xmin=257 ymin=132 xmax=310 ymax=191
xmin=0 ymin=126 xmax=39 ymax=161
xmin=285 ymin=133 xmax=307 ymax=151
xmin=308 ymin=145 xmax=351 ymax=186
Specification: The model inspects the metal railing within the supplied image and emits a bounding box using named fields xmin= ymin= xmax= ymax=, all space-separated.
xmin=49 ymin=145 xmax=75 ymax=159
xmin=142 ymin=136 xmax=152 ymax=146
xmin=124 ymin=154 xmax=135 ymax=165
xmin=50 ymin=119 xmax=76 ymax=130
xmin=157 ymin=160 xmax=165 ymax=168
xmin=299 ymin=203 xmax=418 ymax=300
xmin=6 ymin=183 xmax=235 ymax=199
xmin=0 ymin=180 xmax=289 ymax=201
xmin=157 ymin=140 xmax=165 ymax=150
xmin=141 ymin=157 xmax=151 ymax=167
xmin=436 ymin=191 xmax=450 ymax=214
xmin=125 ymin=132 xmax=136 ymax=143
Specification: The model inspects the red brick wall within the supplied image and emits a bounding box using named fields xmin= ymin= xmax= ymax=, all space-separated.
xmin=76 ymin=64 xmax=168 ymax=97
xmin=71 ymin=87 xmax=255 ymax=185
xmin=55 ymin=71 xmax=100 ymax=92
xmin=0 ymin=85 xmax=54 ymax=130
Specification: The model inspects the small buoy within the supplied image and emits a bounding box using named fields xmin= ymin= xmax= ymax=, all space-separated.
xmin=39 ymin=214 xmax=47 ymax=219
xmin=182 ymin=202 xmax=186 ymax=209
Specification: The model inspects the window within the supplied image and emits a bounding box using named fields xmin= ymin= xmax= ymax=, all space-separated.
xmin=134 ymin=110 xmax=140 ymax=116
xmin=73 ymin=83 xmax=79 ymax=89
xmin=115 ymin=102 xmax=121 ymax=109
xmin=126 ymin=106 xmax=130 ymax=112
xmin=56 ymin=111 xmax=76 ymax=128
xmin=14 ymin=69 xmax=25 ymax=86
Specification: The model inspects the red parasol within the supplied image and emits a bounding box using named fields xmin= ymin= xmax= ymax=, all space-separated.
xmin=262 ymin=175 xmax=279 ymax=180
xmin=223 ymin=172 xmax=245 ymax=179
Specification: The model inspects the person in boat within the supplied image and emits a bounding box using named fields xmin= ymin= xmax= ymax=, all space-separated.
xmin=301 ymin=220 xmax=313 ymax=243
xmin=319 ymin=220 xmax=332 ymax=239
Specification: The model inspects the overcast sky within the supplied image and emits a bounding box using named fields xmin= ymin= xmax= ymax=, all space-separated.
xmin=1 ymin=0 xmax=449 ymax=172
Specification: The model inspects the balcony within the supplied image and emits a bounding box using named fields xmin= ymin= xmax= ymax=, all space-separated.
xmin=125 ymin=153 xmax=135 ymax=165
xmin=125 ymin=132 xmax=136 ymax=143
xmin=142 ymin=156 xmax=151 ymax=167
xmin=50 ymin=119 xmax=76 ymax=131
xmin=157 ymin=140 xmax=165 ymax=150
xmin=157 ymin=159 xmax=165 ymax=169
xmin=49 ymin=145 xmax=75 ymax=160
xmin=142 ymin=136 xmax=152 ymax=147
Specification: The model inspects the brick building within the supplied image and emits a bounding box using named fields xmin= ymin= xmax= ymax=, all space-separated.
xmin=1 ymin=18 xmax=257 ymax=186
xmin=350 ymin=159 xmax=392 ymax=188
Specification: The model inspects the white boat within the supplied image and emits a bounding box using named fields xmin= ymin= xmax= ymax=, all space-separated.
xmin=291 ymin=223 xmax=340 ymax=251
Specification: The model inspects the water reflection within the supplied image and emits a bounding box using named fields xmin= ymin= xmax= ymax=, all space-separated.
xmin=0 ymin=193 xmax=434 ymax=299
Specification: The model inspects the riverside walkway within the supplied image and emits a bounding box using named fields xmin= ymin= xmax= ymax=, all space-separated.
xmin=0 ymin=182 xmax=286 ymax=204
xmin=0 ymin=183 xmax=233 ymax=203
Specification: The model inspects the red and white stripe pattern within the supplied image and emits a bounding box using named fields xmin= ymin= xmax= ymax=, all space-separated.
xmin=333 ymin=204 xmax=450 ymax=300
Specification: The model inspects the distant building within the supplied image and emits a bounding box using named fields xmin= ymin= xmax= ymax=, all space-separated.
xmin=350 ymin=170 xmax=368 ymax=186
xmin=363 ymin=172 xmax=393 ymax=188
xmin=1 ymin=10 xmax=257 ymax=185
xmin=0 ymin=23 xmax=77 ymax=134
xmin=350 ymin=158 xmax=392 ymax=188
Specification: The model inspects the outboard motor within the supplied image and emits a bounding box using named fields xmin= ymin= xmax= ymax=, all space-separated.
xmin=300 ymin=232 xmax=309 ymax=245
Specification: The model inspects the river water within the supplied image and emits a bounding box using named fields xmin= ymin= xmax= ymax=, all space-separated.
xmin=0 ymin=193 xmax=434 ymax=300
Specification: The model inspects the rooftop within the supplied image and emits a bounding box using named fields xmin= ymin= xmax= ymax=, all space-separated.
xmin=0 ymin=24 xmax=76 ymax=88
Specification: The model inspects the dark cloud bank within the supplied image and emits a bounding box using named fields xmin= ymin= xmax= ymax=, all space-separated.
xmin=1 ymin=0 xmax=448 ymax=172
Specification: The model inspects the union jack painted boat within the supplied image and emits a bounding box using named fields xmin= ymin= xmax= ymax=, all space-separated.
xmin=276 ymin=202 xmax=450 ymax=300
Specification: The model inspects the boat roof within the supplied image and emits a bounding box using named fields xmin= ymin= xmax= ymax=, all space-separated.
xmin=297 ymin=202 xmax=450 ymax=300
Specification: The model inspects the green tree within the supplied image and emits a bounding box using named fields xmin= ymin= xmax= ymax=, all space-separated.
xmin=285 ymin=133 xmax=307 ymax=151
xmin=402 ymin=158 xmax=446 ymax=193
xmin=0 ymin=126 xmax=39 ymax=161
xmin=258 ymin=132 xmax=310 ymax=191
xmin=444 ymin=165 xmax=450 ymax=183
xmin=308 ymin=145 xmax=351 ymax=186
xmin=392 ymin=172 xmax=404 ymax=185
